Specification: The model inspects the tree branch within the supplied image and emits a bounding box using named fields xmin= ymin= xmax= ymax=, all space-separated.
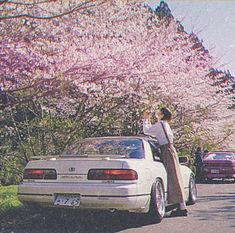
xmin=0 ymin=0 xmax=105 ymax=20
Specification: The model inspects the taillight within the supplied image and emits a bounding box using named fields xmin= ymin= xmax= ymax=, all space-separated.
xmin=88 ymin=169 xmax=138 ymax=180
xmin=24 ymin=169 xmax=57 ymax=180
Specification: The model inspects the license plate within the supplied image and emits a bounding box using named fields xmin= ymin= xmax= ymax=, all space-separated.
xmin=211 ymin=169 xmax=220 ymax=174
xmin=54 ymin=194 xmax=81 ymax=207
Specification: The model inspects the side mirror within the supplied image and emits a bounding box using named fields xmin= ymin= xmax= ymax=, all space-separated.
xmin=179 ymin=156 xmax=189 ymax=165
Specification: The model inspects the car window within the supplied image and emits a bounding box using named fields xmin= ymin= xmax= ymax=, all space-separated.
xmin=148 ymin=140 xmax=162 ymax=161
xmin=204 ymin=152 xmax=235 ymax=160
xmin=62 ymin=138 xmax=145 ymax=159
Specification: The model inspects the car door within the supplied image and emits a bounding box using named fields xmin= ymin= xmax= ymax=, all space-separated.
xmin=148 ymin=140 xmax=162 ymax=162
xmin=147 ymin=140 xmax=168 ymax=197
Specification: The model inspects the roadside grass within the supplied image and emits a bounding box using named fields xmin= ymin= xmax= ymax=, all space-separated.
xmin=0 ymin=185 xmax=36 ymax=231
xmin=0 ymin=185 xmax=25 ymax=216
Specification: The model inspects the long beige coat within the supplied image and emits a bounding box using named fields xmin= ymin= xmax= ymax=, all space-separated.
xmin=161 ymin=144 xmax=185 ymax=204
xmin=143 ymin=118 xmax=185 ymax=204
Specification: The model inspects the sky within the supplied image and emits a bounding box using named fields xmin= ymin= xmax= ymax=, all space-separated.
xmin=146 ymin=0 xmax=235 ymax=76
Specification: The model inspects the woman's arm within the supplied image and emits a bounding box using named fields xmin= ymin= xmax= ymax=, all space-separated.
xmin=143 ymin=119 xmax=158 ymax=137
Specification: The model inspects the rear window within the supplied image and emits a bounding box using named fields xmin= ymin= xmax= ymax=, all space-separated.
xmin=204 ymin=152 xmax=235 ymax=160
xmin=62 ymin=138 xmax=144 ymax=159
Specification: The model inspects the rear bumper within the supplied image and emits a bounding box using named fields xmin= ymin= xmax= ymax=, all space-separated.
xmin=204 ymin=173 xmax=235 ymax=179
xmin=18 ymin=182 xmax=150 ymax=213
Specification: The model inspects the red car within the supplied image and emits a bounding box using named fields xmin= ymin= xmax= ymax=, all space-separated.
xmin=203 ymin=151 xmax=235 ymax=182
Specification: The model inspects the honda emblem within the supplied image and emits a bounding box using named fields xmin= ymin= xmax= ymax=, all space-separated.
xmin=69 ymin=167 xmax=75 ymax=172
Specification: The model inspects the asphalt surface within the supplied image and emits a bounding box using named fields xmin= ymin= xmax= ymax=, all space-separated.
xmin=116 ymin=181 xmax=235 ymax=233
xmin=1 ymin=180 xmax=235 ymax=233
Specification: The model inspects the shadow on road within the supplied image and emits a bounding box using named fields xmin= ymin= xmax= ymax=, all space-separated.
xmin=196 ymin=179 xmax=235 ymax=185
xmin=1 ymin=208 xmax=165 ymax=233
xmin=191 ymin=183 xmax=235 ymax=229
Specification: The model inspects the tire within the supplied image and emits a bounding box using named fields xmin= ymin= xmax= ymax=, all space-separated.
xmin=187 ymin=174 xmax=197 ymax=205
xmin=148 ymin=178 xmax=165 ymax=222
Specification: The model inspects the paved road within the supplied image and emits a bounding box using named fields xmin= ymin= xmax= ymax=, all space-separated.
xmin=78 ymin=181 xmax=235 ymax=233
xmin=114 ymin=181 xmax=235 ymax=233
xmin=2 ymin=181 xmax=235 ymax=233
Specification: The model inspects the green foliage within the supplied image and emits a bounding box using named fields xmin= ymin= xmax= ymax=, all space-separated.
xmin=0 ymin=86 xmax=224 ymax=185
xmin=0 ymin=185 xmax=24 ymax=216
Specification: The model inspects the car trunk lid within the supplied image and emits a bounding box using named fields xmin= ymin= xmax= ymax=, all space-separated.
xmin=25 ymin=157 xmax=127 ymax=183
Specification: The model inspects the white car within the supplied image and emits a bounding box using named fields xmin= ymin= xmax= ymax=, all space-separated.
xmin=18 ymin=136 xmax=197 ymax=222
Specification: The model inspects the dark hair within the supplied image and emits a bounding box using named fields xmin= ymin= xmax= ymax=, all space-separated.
xmin=160 ymin=107 xmax=172 ymax=121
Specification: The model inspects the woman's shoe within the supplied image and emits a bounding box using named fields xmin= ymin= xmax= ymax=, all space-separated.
xmin=170 ymin=209 xmax=188 ymax=217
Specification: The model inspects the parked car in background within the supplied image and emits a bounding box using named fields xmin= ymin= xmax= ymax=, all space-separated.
xmin=18 ymin=136 xmax=197 ymax=222
xmin=203 ymin=151 xmax=235 ymax=182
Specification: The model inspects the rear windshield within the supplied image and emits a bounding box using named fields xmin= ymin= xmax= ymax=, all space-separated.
xmin=62 ymin=138 xmax=144 ymax=159
xmin=204 ymin=152 xmax=235 ymax=160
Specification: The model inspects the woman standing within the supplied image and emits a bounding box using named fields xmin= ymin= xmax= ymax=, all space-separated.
xmin=143 ymin=107 xmax=188 ymax=216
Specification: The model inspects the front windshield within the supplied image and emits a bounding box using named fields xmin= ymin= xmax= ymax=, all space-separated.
xmin=62 ymin=138 xmax=144 ymax=159
xmin=204 ymin=152 xmax=235 ymax=160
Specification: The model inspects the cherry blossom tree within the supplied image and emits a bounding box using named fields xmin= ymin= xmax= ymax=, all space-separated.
xmin=34 ymin=1 xmax=234 ymax=148
xmin=0 ymin=0 xmax=105 ymax=20
xmin=1 ymin=0 xmax=235 ymax=169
